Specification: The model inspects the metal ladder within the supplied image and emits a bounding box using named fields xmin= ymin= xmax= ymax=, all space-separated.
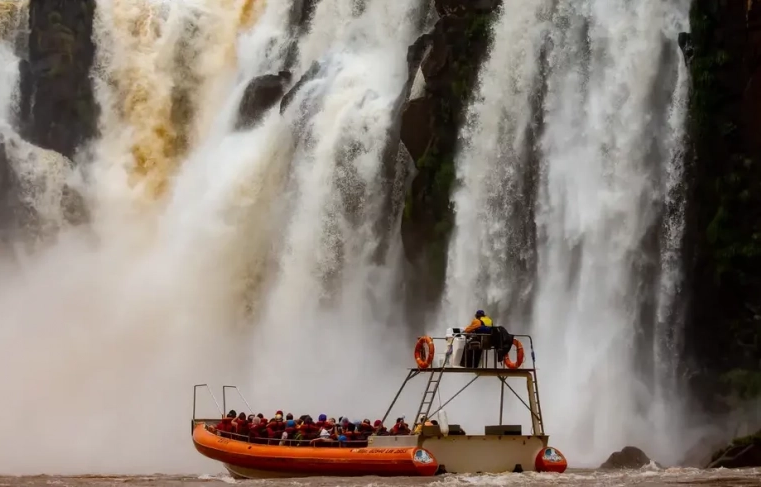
xmin=413 ymin=344 xmax=451 ymax=425
xmin=529 ymin=370 xmax=545 ymax=435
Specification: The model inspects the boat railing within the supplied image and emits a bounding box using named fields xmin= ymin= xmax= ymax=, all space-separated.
xmin=423 ymin=332 xmax=538 ymax=370
xmin=193 ymin=384 xmax=223 ymax=421
xmin=202 ymin=423 xmax=374 ymax=448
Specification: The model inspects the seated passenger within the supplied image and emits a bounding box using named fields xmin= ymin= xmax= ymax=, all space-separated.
xmin=390 ymin=417 xmax=410 ymax=435
xmin=373 ymin=420 xmax=388 ymax=435
xmin=300 ymin=416 xmax=319 ymax=440
xmin=215 ymin=411 xmax=235 ymax=435
xmin=266 ymin=411 xmax=285 ymax=439
xmin=339 ymin=417 xmax=350 ymax=434
xmin=248 ymin=417 xmax=263 ymax=440
xmin=413 ymin=415 xmax=434 ymax=434
xmin=357 ymin=419 xmax=374 ymax=440
xmin=235 ymin=412 xmax=250 ymax=436
xmin=313 ymin=419 xmax=336 ymax=445
xmin=343 ymin=422 xmax=358 ymax=442
xmin=315 ymin=414 xmax=327 ymax=429
xmin=464 ymin=309 xmax=493 ymax=334
xmin=280 ymin=420 xmax=297 ymax=445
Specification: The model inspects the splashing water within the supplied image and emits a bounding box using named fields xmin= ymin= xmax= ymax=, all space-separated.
xmin=0 ymin=0 xmax=427 ymax=475
xmin=444 ymin=0 xmax=692 ymax=467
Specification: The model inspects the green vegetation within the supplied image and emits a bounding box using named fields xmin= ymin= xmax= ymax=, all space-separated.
xmin=687 ymin=0 xmax=761 ymax=402
xmin=402 ymin=10 xmax=496 ymax=288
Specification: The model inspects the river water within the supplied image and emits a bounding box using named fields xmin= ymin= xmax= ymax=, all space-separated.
xmin=3 ymin=469 xmax=761 ymax=487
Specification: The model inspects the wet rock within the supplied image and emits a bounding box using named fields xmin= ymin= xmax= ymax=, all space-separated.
xmin=236 ymin=71 xmax=292 ymax=130
xmin=0 ymin=140 xmax=17 ymax=241
xmin=288 ymin=0 xmax=318 ymax=32
xmin=280 ymin=61 xmax=322 ymax=114
xmin=19 ymin=0 xmax=98 ymax=159
xmin=707 ymin=431 xmax=761 ymax=468
xmin=400 ymin=97 xmax=434 ymax=163
xmin=373 ymin=31 xmax=433 ymax=265
xmin=680 ymin=432 xmax=732 ymax=468
xmin=600 ymin=446 xmax=653 ymax=469
xmin=283 ymin=0 xmax=319 ymax=68
xmin=399 ymin=6 xmax=496 ymax=307
xmin=434 ymin=0 xmax=500 ymax=17
xmin=677 ymin=32 xmax=694 ymax=66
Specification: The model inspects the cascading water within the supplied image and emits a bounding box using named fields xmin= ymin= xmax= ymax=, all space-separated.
xmin=0 ymin=0 xmax=426 ymax=474
xmin=444 ymin=0 xmax=692 ymax=466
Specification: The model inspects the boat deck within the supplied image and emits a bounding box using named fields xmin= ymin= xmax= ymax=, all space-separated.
xmin=408 ymin=367 xmax=536 ymax=376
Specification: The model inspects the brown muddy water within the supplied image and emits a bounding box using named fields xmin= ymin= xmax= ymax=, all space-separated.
xmin=3 ymin=469 xmax=761 ymax=487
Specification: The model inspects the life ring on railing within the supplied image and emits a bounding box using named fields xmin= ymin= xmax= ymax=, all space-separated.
xmin=414 ymin=336 xmax=435 ymax=369
xmin=504 ymin=338 xmax=525 ymax=369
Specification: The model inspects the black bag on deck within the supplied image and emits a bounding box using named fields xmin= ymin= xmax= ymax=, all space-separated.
xmin=491 ymin=326 xmax=514 ymax=363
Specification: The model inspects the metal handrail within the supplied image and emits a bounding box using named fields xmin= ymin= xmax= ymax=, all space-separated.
xmin=193 ymin=384 xmax=223 ymax=420
xmin=418 ymin=332 xmax=538 ymax=369
xmin=204 ymin=424 xmax=378 ymax=447
xmin=222 ymin=385 xmax=253 ymax=415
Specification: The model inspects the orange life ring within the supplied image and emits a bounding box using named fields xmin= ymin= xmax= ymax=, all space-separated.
xmin=504 ymin=338 xmax=525 ymax=369
xmin=414 ymin=336 xmax=434 ymax=369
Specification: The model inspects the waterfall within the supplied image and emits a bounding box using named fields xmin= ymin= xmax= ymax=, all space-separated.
xmin=444 ymin=0 xmax=692 ymax=466
xmin=0 ymin=0 xmax=426 ymax=474
xmin=0 ymin=0 xmax=698 ymax=474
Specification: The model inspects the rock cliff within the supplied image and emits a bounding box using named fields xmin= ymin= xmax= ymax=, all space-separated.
xmin=399 ymin=0 xmax=498 ymax=304
xmin=682 ymin=0 xmax=761 ymax=410
xmin=18 ymin=0 xmax=98 ymax=159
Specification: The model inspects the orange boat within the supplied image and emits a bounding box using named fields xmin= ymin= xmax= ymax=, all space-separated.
xmin=192 ymin=421 xmax=438 ymax=478
xmin=191 ymin=330 xmax=567 ymax=478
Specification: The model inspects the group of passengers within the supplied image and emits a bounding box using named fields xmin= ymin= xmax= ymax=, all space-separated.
xmin=214 ymin=410 xmax=415 ymax=446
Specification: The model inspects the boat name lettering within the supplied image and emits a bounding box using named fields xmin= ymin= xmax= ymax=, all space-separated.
xmin=351 ymin=448 xmax=408 ymax=454
xmin=216 ymin=438 xmax=230 ymax=444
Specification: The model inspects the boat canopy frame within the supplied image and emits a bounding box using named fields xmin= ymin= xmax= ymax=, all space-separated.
xmin=381 ymin=333 xmax=546 ymax=436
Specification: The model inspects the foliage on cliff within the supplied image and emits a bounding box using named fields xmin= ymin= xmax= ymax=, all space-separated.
xmin=400 ymin=1 xmax=499 ymax=303
xmin=18 ymin=0 xmax=98 ymax=159
xmin=708 ymin=429 xmax=761 ymax=468
xmin=684 ymin=0 xmax=761 ymax=406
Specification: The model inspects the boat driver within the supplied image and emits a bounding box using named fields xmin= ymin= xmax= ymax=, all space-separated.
xmin=464 ymin=309 xmax=493 ymax=334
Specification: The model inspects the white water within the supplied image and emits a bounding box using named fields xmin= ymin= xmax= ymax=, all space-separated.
xmin=444 ymin=0 xmax=693 ymax=467
xmin=0 ymin=0 xmax=426 ymax=474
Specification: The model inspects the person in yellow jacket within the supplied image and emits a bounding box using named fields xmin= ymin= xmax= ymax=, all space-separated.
xmin=464 ymin=309 xmax=493 ymax=334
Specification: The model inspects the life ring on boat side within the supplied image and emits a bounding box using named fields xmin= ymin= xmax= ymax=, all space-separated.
xmin=414 ymin=336 xmax=435 ymax=369
xmin=504 ymin=338 xmax=525 ymax=369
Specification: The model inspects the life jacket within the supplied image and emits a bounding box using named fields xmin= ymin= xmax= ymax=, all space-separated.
xmin=216 ymin=417 xmax=234 ymax=432
xmin=302 ymin=422 xmax=319 ymax=439
xmin=480 ymin=316 xmax=493 ymax=327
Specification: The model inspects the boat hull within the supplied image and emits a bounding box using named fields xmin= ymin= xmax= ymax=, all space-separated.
xmin=192 ymin=423 xmax=438 ymax=478
xmin=368 ymin=433 xmax=551 ymax=473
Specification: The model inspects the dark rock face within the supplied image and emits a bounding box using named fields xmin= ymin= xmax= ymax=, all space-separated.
xmin=283 ymin=0 xmax=319 ymax=69
xmin=434 ymin=0 xmax=499 ymax=17
xmin=0 ymin=141 xmax=18 ymax=242
xmin=280 ymin=61 xmax=322 ymax=114
xmin=236 ymin=71 xmax=292 ymax=130
xmin=708 ymin=430 xmax=761 ymax=468
xmin=600 ymin=446 xmax=653 ymax=469
xmin=400 ymin=0 xmax=498 ymax=303
xmin=683 ymin=0 xmax=761 ymax=410
xmin=18 ymin=0 xmax=98 ymax=159
xmin=371 ymin=30 xmax=433 ymax=264
xmin=678 ymin=32 xmax=694 ymax=66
